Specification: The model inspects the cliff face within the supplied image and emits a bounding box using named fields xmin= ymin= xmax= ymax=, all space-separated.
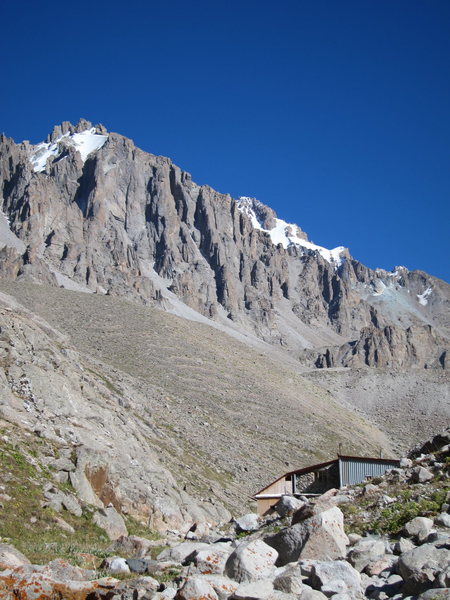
xmin=1 ymin=120 xmax=448 ymax=369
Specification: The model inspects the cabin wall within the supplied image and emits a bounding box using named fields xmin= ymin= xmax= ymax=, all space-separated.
xmin=339 ymin=459 xmax=399 ymax=486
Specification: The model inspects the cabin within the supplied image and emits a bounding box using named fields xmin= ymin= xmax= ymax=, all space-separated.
xmin=253 ymin=455 xmax=400 ymax=516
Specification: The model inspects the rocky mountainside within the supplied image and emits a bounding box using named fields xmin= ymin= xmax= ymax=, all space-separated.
xmin=0 ymin=119 xmax=448 ymax=370
xmin=0 ymin=428 xmax=448 ymax=599
xmin=0 ymin=119 xmax=449 ymax=540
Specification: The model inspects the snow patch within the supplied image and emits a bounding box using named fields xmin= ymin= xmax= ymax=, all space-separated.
xmin=417 ymin=287 xmax=432 ymax=306
xmin=237 ymin=197 xmax=345 ymax=267
xmin=30 ymin=127 xmax=108 ymax=172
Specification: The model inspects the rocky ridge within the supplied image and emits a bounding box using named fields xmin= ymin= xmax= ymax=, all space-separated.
xmin=0 ymin=119 xmax=448 ymax=370
xmin=0 ymin=429 xmax=448 ymax=599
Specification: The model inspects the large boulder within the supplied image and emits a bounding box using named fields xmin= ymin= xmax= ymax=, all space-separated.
xmin=107 ymin=534 xmax=156 ymax=557
xmin=398 ymin=543 xmax=450 ymax=594
xmin=157 ymin=541 xmax=210 ymax=563
xmin=265 ymin=506 xmax=348 ymax=565
xmin=403 ymin=516 xmax=434 ymax=543
xmin=0 ymin=560 xmax=113 ymax=600
xmin=0 ymin=543 xmax=30 ymax=570
xmin=274 ymin=495 xmax=305 ymax=518
xmin=410 ymin=466 xmax=434 ymax=483
xmin=310 ymin=560 xmax=362 ymax=597
xmin=273 ymin=563 xmax=304 ymax=594
xmin=100 ymin=556 xmax=130 ymax=574
xmin=201 ymin=575 xmax=239 ymax=600
xmin=347 ymin=537 xmax=387 ymax=572
xmin=234 ymin=513 xmax=260 ymax=533
xmin=93 ymin=506 xmax=128 ymax=540
xmin=193 ymin=542 xmax=233 ymax=575
xmin=230 ymin=579 xmax=274 ymax=600
xmin=175 ymin=577 xmax=219 ymax=600
xmin=224 ymin=539 xmax=278 ymax=583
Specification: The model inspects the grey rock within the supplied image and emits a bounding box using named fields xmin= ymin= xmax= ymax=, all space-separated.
xmin=394 ymin=537 xmax=416 ymax=555
xmin=300 ymin=589 xmax=328 ymax=600
xmin=398 ymin=543 xmax=450 ymax=594
xmin=175 ymin=577 xmax=218 ymax=600
xmin=274 ymin=495 xmax=306 ymax=518
xmin=410 ymin=466 xmax=434 ymax=483
xmin=273 ymin=563 xmax=304 ymax=594
xmin=93 ymin=506 xmax=128 ymax=540
xmin=234 ymin=513 xmax=260 ymax=533
xmin=108 ymin=535 xmax=156 ymax=557
xmin=200 ymin=575 xmax=239 ymax=600
xmin=310 ymin=560 xmax=361 ymax=597
xmin=416 ymin=590 xmax=450 ymax=600
xmin=126 ymin=558 xmax=151 ymax=573
xmin=347 ymin=537 xmax=386 ymax=572
xmin=100 ymin=556 xmax=130 ymax=574
xmin=435 ymin=512 xmax=450 ymax=528
xmin=230 ymin=579 xmax=274 ymax=600
xmin=403 ymin=517 xmax=434 ymax=543
xmin=266 ymin=506 xmax=348 ymax=565
xmin=224 ymin=538 xmax=278 ymax=583
xmin=157 ymin=541 xmax=210 ymax=563
xmin=0 ymin=543 xmax=30 ymax=569
xmin=193 ymin=542 xmax=233 ymax=575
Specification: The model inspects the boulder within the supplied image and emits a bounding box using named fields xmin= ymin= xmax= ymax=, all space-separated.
xmin=416 ymin=590 xmax=450 ymax=600
xmin=126 ymin=557 xmax=153 ymax=573
xmin=364 ymin=555 xmax=397 ymax=576
xmin=273 ymin=563 xmax=304 ymax=594
xmin=403 ymin=516 xmax=434 ymax=543
xmin=300 ymin=589 xmax=328 ymax=600
xmin=100 ymin=556 xmax=130 ymax=574
xmin=310 ymin=560 xmax=362 ymax=597
xmin=398 ymin=543 xmax=450 ymax=594
xmin=193 ymin=542 xmax=233 ymax=575
xmin=410 ymin=466 xmax=434 ymax=483
xmin=175 ymin=577 xmax=219 ymax=600
xmin=224 ymin=538 xmax=278 ymax=583
xmin=347 ymin=537 xmax=386 ymax=572
xmin=157 ymin=541 xmax=210 ymax=563
xmin=274 ymin=495 xmax=305 ymax=518
xmin=0 ymin=561 xmax=112 ymax=600
xmin=93 ymin=506 xmax=128 ymax=540
xmin=234 ymin=513 xmax=260 ymax=533
xmin=266 ymin=506 xmax=348 ymax=565
xmin=292 ymin=489 xmax=339 ymax=523
xmin=201 ymin=575 xmax=239 ymax=600
xmin=52 ymin=515 xmax=75 ymax=534
xmin=44 ymin=488 xmax=83 ymax=517
xmin=230 ymin=579 xmax=274 ymax=600
xmin=0 ymin=543 xmax=30 ymax=570
xmin=436 ymin=513 xmax=450 ymax=528
xmin=393 ymin=537 xmax=416 ymax=555
xmin=108 ymin=534 xmax=155 ymax=557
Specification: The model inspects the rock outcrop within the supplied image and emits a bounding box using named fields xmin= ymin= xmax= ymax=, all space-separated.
xmin=0 ymin=120 xmax=448 ymax=370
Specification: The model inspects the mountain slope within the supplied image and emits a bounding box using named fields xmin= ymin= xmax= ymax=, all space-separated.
xmin=0 ymin=120 xmax=448 ymax=370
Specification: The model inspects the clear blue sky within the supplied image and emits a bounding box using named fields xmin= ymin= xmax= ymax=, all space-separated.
xmin=1 ymin=1 xmax=449 ymax=282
